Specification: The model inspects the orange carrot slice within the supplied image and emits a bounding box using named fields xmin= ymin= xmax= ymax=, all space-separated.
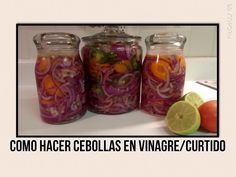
xmin=42 ymin=75 xmax=58 ymax=95
xmin=37 ymin=57 xmax=50 ymax=73
xmin=150 ymin=60 xmax=171 ymax=80
xmin=114 ymin=63 xmax=127 ymax=73
xmin=55 ymin=88 xmax=64 ymax=97
xmin=40 ymin=99 xmax=54 ymax=106
xmin=100 ymin=64 xmax=110 ymax=68
xmin=89 ymin=58 xmax=97 ymax=65
xmin=176 ymin=55 xmax=186 ymax=68
xmin=121 ymin=60 xmax=130 ymax=65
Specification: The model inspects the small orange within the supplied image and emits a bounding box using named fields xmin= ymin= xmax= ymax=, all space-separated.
xmin=198 ymin=100 xmax=217 ymax=133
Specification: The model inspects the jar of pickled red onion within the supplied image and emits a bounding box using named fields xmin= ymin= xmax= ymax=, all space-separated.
xmin=33 ymin=33 xmax=86 ymax=124
xmin=141 ymin=33 xmax=187 ymax=116
xmin=82 ymin=26 xmax=142 ymax=114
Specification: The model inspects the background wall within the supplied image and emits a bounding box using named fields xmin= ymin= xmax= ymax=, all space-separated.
xmin=18 ymin=25 xmax=217 ymax=59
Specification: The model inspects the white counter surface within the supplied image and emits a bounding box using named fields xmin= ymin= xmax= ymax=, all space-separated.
xmin=18 ymin=81 xmax=217 ymax=136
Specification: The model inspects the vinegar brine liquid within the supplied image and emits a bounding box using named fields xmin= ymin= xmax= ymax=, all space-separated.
xmin=35 ymin=50 xmax=86 ymax=123
xmin=141 ymin=53 xmax=186 ymax=116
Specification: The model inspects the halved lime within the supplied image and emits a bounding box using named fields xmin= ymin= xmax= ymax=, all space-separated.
xmin=181 ymin=92 xmax=204 ymax=108
xmin=166 ymin=101 xmax=201 ymax=135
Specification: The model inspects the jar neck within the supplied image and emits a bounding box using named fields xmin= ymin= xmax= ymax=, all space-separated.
xmin=145 ymin=33 xmax=186 ymax=56
xmin=146 ymin=46 xmax=184 ymax=56
xmin=104 ymin=26 xmax=125 ymax=34
xmin=37 ymin=48 xmax=79 ymax=57
xmin=33 ymin=32 xmax=80 ymax=50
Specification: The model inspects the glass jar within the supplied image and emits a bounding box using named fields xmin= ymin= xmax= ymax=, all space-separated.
xmin=141 ymin=33 xmax=187 ymax=116
xmin=82 ymin=26 xmax=142 ymax=114
xmin=33 ymin=33 xmax=86 ymax=124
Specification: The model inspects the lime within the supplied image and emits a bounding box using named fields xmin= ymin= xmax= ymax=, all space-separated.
xmin=166 ymin=101 xmax=201 ymax=135
xmin=181 ymin=92 xmax=204 ymax=108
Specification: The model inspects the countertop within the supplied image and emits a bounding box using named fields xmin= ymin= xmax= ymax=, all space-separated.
xmin=18 ymin=81 xmax=217 ymax=136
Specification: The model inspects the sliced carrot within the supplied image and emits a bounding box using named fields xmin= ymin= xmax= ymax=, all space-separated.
xmin=150 ymin=60 xmax=171 ymax=80
xmin=114 ymin=63 xmax=127 ymax=73
xmin=146 ymin=55 xmax=157 ymax=60
xmin=55 ymin=88 xmax=64 ymax=97
xmin=100 ymin=63 xmax=110 ymax=68
xmin=159 ymin=56 xmax=171 ymax=64
xmin=40 ymin=99 xmax=54 ymax=106
xmin=121 ymin=60 xmax=130 ymax=65
xmin=89 ymin=58 xmax=98 ymax=65
xmin=176 ymin=55 xmax=186 ymax=68
xmin=42 ymin=75 xmax=58 ymax=95
xmin=37 ymin=57 xmax=50 ymax=72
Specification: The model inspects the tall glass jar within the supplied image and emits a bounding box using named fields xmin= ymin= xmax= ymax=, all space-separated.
xmin=82 ymin=26 xmax=142 ymax=114
xmin=33 ymin=33 xmax=86 ymax=124
xmin=141 ymin=33 xmax=187 ymax=116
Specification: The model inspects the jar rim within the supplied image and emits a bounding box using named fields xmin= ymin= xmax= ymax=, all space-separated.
xmin=82 ymin=26 xmax=141 ymax=42
xmin=33 ymin=32 xmax=80 ymax=50
xmin=82 ymin=34 xmax=141 ymax=42
xmin=145 ymin=33 xmax=187 ymax=49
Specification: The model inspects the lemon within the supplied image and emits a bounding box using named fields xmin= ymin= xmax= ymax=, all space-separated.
xmin=166 ymin=101 xmax=201 ymax=135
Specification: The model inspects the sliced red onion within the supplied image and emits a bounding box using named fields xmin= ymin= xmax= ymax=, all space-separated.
xmin=152 ymin=105 xmax=166 ymax=115
xmin=147 ymin=77 xmax=160 ymax=91
xmin=59 ymin=83 xmax=75 ymax=108
xmin=40 ymin=92 xmax=54 ymax=101
xmin=141 ymin=55 xmax=186 ymax=116
xmin=111 ymin=43 xmax=127 ymax=59
xmin=102 ymin=84 xmax=112 ymax=96
xmin=118 ymin=73 xmax=135 ymax=86
xmin=156 ymin=86 xmax=173 ymax=99
xmin=83 ymin=43 xmax=141 ymax=114
xmin=123 ymin=95 xmax=137 ymax=107
xmin=93 ymin=98 xmax=113 ymax=109
xmin=125 ymin=45 xmax=137 ymax=59
xmin=79 ymin=80 xmax=85 ymax=93
xmin=51 ymin=59 xmax=65 ymax=83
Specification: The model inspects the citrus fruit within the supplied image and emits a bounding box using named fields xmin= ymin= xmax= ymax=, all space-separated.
xmin=181 ymin=92 xmax=204 ymax=108
xmin=166 ymin=101 xmax=201 ymax=135
xmin=198 ymin=100 xmax=217 ymax=133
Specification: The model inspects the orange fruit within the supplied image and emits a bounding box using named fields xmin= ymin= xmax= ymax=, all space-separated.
xmin=198 ymin=100 xmax=217 ymax=133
